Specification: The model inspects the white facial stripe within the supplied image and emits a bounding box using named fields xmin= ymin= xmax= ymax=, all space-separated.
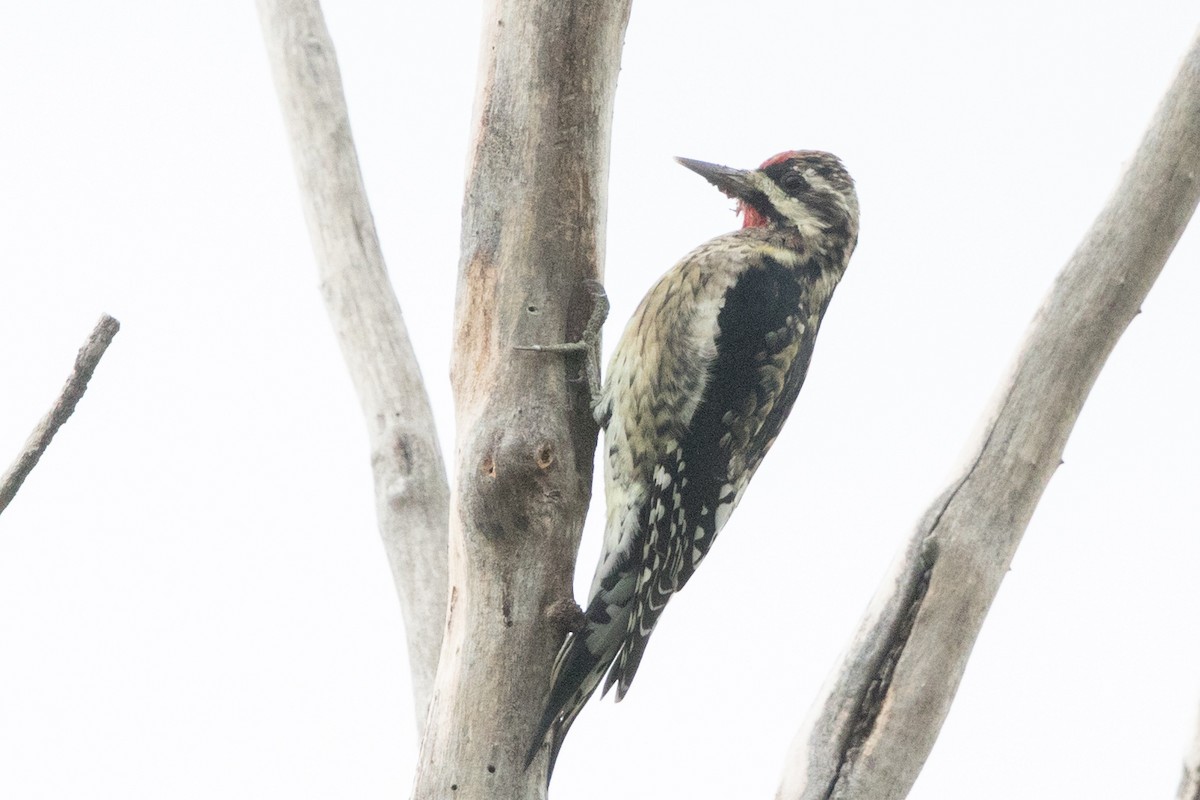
xmin=750 ymin=174 xmax=829 ymax=239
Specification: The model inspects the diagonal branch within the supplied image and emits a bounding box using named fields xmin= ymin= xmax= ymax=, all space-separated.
xmin=778 ymin=27 xmax=1200 ymax=800
xmin=257 ymin=0 xmax=450 ymax=730
xmin=1 ymin=314 xmax=120 ymax=518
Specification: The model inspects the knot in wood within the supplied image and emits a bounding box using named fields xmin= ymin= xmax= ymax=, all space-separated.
xmin=535 ymin=442 xmax=555 ymax=470
xmin=479 ymin=454 xmax=496 ymax=478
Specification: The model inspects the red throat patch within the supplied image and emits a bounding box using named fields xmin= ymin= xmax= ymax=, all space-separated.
xmin=739 ymin=150 xmax=803 ymax=229
xmin=739 ymin=204 xmax=769 ymax=229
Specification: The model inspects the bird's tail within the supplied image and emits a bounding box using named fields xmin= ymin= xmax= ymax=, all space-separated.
xmin=604 ymin=488 xmax=695 ymax=700
xmin=525 ymin=569 xmax=637 ymax=772
xmin=603 ymin=563 xmax=675 ymax=700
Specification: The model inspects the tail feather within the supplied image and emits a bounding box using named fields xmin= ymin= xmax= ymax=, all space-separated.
xmin=526 ymin=573 xmax=636 ymax=771
xmin=604 ymin=505 xmax=688 ymax=699
xmin=602 ymin=626 xmax=653 ymax=701
xmin=602 ymin=572 xmax=673 ymax=700
xmin=524 ymin=633 xmax=610 ymax=771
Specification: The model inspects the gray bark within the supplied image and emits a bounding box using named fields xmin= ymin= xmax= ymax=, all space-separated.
xmin=0 ymin=315 xmax=120 ymax=517
xmin=409 ymin=0 xmax=630 ymax=798
xmin=1181 ymin=706 xmax=1200 ymax=800
xmin=777 ymin=29 xmax=1200 ymax=800
xmin=257 ymin=0 xmax=450 ymax=729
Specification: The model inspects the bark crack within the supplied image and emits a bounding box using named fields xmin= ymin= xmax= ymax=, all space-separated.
xmin=821 ymin=538 xmax=937 ymax=800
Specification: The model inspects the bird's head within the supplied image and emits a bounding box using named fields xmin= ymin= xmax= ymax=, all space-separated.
xmin=676 ymin=150 xmax=858 ymax=240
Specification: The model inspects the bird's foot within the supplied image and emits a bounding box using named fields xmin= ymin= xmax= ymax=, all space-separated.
xmin=515 ymin=281 xmax=608 ymax=413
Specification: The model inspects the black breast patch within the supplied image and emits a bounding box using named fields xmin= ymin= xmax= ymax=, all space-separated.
xmin=606 ymin=255 xmax=823 ymax=697
xmin=673 ymin=256 xmax=811 ymax=580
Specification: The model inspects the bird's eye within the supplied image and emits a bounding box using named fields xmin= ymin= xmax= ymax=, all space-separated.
xmin=781 ymin=172 xmax=809 ymax=194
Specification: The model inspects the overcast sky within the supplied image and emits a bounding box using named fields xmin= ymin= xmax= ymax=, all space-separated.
xmin=1 ymin=2 xmax=1198 ymax=798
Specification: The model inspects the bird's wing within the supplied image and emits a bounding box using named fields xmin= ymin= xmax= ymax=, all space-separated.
xmin=607 ymin=253 xmax=823 ymax=698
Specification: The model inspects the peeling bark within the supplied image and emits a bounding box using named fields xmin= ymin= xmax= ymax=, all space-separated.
xmin=779 ymin=28 xmax=1200 ymax=800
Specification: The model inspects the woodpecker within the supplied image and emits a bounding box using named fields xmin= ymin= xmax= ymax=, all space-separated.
xmin=529 ymin=150 xmax=859 ymax=770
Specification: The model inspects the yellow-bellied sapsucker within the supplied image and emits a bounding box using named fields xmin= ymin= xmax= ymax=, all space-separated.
xmin=530 ymin=150 xmax=860 ymax=768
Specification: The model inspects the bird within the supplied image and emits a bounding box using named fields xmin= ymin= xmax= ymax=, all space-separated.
xmin=528 ymin=150 xmax=860 ymax=771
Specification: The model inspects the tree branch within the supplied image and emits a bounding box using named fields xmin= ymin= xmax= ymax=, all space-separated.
xmin=257 ymin=0 xmax=450 ymax=729
xmin=1181 ymin=705 xmax=1200 ymax=800
xmin=410 ymin=1 xmax=629 ymax=797
xmin=0 ymin=314 xmax=120 ymax=518
xmin=778 ymin=28 xmax=1200 ymax=800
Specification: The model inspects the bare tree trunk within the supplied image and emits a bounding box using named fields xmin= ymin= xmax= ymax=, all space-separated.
xmin=410 ymin=1 xmax=630 ymax=798
xmin=778 ymin=28 xmax=1200 ymax=800
xmin=257 ymin=0 xmax=450 ymax=729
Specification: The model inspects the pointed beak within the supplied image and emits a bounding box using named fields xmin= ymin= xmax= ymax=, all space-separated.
xmin=675 ymin=157 xmax=758 ymax=201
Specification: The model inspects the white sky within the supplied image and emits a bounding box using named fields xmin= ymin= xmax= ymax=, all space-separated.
xmin=1 ymin=2 xmax=1198 ymax=798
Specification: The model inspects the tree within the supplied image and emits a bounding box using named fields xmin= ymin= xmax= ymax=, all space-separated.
xmin=258 ymin=1 xmax=1200 ymax=798
xmin=2 ymin=3 xmax=1198 ymax=799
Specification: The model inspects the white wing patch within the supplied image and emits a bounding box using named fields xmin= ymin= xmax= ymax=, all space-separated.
xmin=714 ymin=480 xmax=747 ymax=533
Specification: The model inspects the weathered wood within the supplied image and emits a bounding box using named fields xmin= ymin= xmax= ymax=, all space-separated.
xmin=0 ymin=315 xmax=120 ymax=517
xmin=778 ymin=28 xmax=1200 ymax=800
xmin=257 ymin=0 xmax=450 ymax=729
xmin=410 ymin=0 xmax=630 ymax=797
xmin=1181 ymin=706 xmax=1200 ymax=800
